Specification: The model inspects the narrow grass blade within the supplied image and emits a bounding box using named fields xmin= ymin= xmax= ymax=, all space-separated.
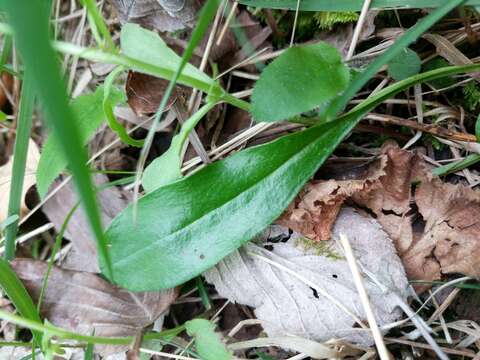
xmin=325 ymin=0 xmax=466 ymax=119
xmin=0 ymin=259 xmax=43 ymax=345
xmin=1 ymin=0 xmax=113 ymax=277
xmin=238 ymin=0 xmax=479 ymax=11
xmin=4 ymin=71 xmax=35 ymax=260
xmin=133 ymin=0 xmax=221 ymax=208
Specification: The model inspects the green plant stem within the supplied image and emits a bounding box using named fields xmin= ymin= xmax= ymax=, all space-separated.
xmin=4 ymin=71 xmax=35 ymax=260
xmin=81 ymin=0 xmax=115 ymax=50
xmin=433 ymin=153 xmax=480 ymax=176
xmin=103 ymin=66 xmax=144 ymax=147
xmin=0 ymin=308 xmax=185 ymax=346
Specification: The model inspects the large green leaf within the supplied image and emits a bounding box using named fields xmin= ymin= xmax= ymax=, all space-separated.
xmin=36 ymin=86 xmax=125 ymax=198
xmin=104 ymin=115 xmax=357 ymax=291
xmin=251 ymin=42 xmax=350 ymax=122
xmin=102 ymin=63 xmax=480 ymax=291
xmin=238 ymin=0 xmax=478 ymax=11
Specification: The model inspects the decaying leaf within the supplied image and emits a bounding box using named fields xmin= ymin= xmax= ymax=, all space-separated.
xmin=0 ymin=139 xmax=40 ymax=223
xmin=109 ymin=0 xmax=199 ymax=32
xmin=280 ymin=142 xmax=480 ymax=289
xmin=205 ymin=207 xmax=410 ymax=346
xmin=12 ymin=259 xmax=179 ymax=356
xmin=42 ymin=174 xmax=132 ymax=273
xmin=126 ymin=71 xmax=181 ymax=115
xmin=277 ymin=156 xmax=386 ymax=240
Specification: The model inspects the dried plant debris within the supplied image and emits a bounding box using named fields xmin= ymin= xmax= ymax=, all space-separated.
xmin=12 ymin=259 xmax=179 ymax=356
xmin=277 ymin=156 xmax=386 ymax=240
xmin=279 ymin=142 xmax=480 ymax=289
xmin=0 ymin=139 xmax=40 ymax=223
xmin=109 ymin=0 xmax=199 ymax=32
xmin=126 ymin=71 xmax=181 ymax=115
xmin=205 ymin=207 xmax=411 ymax=346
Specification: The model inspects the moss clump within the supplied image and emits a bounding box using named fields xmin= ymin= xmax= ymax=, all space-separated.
xmin=296 ymin=236 xmax=343 ymax=260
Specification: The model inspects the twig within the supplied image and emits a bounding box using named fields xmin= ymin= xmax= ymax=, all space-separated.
xmin=338 ymin=234 xmax=391 ymax=360
xmin=346 ymin=0 xmax=372 ymax=60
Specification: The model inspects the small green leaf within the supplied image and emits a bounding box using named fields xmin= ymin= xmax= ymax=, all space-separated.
xmin=251 ymin=42 xmax=350 ymax=122
xmin=476 ymin=113 xmax=480 ymax=142
xmin=142 ymin=102 xmax=216 ymax=192
xmin=185 ymin=319 xmax=231 ymax=360
xmin=36 ymin=86 xmax=125 ymax=198
xmin=0 ymin=110 xmax=7 ymax=121
xmin=387 ymin=48 xmax=422 ymax=81
xmin=120 ymin=23 xmax=221 ymax=96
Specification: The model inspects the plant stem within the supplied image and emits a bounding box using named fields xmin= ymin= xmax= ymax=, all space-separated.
xmin=81 ymin=0 xmax=115 ymax=50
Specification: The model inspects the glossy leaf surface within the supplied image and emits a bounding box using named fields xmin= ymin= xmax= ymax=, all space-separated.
xmin=103 ymin=117 xmax=357 ymax=290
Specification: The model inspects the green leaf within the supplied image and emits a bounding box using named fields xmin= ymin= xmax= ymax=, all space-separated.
xmin=142 ymin=102 xmax=217 ymax=192
xmin=185 ymin=319 xmax=231 ymax=360
xmin=423 ymin=58 xmax=456 ymax=88
xmin=238 ymin=0 xmax=478 ymax=11
xmin=102 ymin=63 xmax=480 ymax=291
xmin=387 ymin=48 xmax=422 ymax=81
xmin=251 ymin=42 xmax=350 ymax=122
xmin=1 ymin=215 xmax=19 ymax=232
xmin=0 ymin=110 xmax=6 ymax=121
xmin=0 ymin=258 xmax=43 ymax=346
xmin=36 ymin=86 xmax=125 ymax=198
xmin=120 ymin=23 xmax=221 ymax=96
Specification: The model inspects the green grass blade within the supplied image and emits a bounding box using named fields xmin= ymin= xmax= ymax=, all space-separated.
xmin=1 ymin=0 xmax=113 ymax=278
xmin=238 ymin=0 xmax=479 ymax=11
xmin=0 ymin=259 xmax=43 ymax=345
xmin=4 ymin=71 xmax=35 ymax=260
xmin=133 ymin=0 xmax=221 ymax=206
xmin=325 ymin=0 xmax=466 ymax=119
xmin=81 ymin=0 xmax=115 ymax=50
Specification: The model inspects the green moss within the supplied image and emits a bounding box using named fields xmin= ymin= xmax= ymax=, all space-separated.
xmin=296 ymin=236 xmax=343 ymax=260
xmin=463 ymin=82 xmax=480 ymax=112
xmin=313 ymin=11 xmax=359 ymax=30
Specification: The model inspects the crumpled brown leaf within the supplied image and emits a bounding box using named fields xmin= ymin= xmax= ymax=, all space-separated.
xmin=109 ymin=0 xmax=199 ymax=32
xmin=43 ymin=174 xmax=131 ymax=273
xmin=279 ymin=142 xmax=480 ymax=289
xmin=12 ymin=259 xmax=178 ymax=356
xmin=277 ymin=155 xmax=386 ymax=241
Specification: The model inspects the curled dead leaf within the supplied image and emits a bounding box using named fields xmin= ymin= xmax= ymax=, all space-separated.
xmin=280 ymin=142 xmax=480 ymax=291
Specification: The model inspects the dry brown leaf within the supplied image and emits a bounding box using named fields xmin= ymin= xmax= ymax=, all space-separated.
xmin=277 ymin=156 xmax=386 ymax=240
xmin=109 ymin=0 xmax=199 ymax=33
xmin=12 ymin=259 xmax=179 ymax=356
xmin=0 ymin=139 xmax=40 ymax=223
xmin=280 ymin=142 xmax=480 ymax=290
xmin=126 ymin=71 xmax=180 ymax=115
xmin=43 ymin=174 xmax=132 ymax=273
